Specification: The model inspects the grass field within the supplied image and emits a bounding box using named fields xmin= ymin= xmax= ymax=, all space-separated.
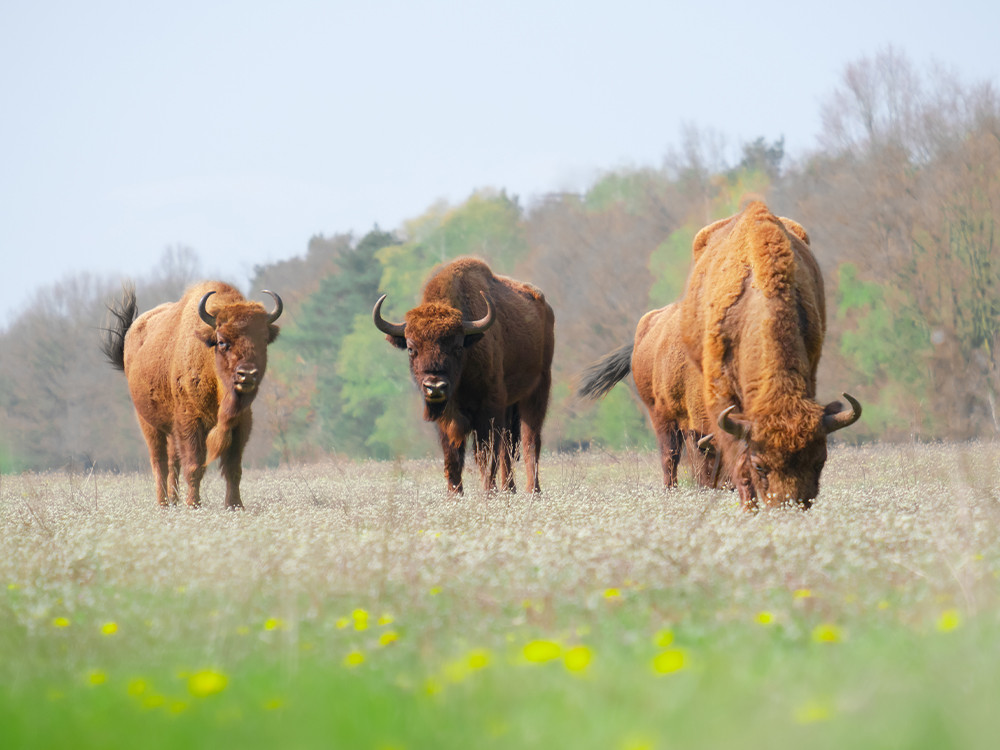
xmin=2 ymin=442 xmax=999 ymax=749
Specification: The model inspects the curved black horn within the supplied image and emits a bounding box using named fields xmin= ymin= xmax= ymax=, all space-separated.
xmin=717 ymin=405 xmax=751 ymax=440
xmin=372 ymin=294 xmax=406 ymax=338
xmin=198 ymin=291 xmax=217 ymax=328
xmin=261 ymin=290 xmax=283 ymax=323
xmin=822 ymin=392 xmax=862 ymax=434
xmin=463 ymin=292 xmax=495 ymax=335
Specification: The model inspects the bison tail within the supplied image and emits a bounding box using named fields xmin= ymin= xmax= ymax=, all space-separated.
xmin=100 ymin=282 xmax=138 ymax=371
xmin=577 ymin=343 xmax=634 ymax=400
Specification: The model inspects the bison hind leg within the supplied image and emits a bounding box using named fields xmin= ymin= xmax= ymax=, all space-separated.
xmin=651 ymin=416 xmax=682 ymax=488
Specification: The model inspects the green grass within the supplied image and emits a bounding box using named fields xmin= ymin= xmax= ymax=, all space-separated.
xmin=2 ymin=443 xmax=999 ymax=749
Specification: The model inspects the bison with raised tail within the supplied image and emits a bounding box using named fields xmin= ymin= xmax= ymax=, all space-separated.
xmin=578 ymin=302 xmax=720 ymax=488
xmin=374 ymin=257 xmax=554 ymax=494
xmin=681 ymin=201 xmax=861 ymax=510
xmin=101 ymin=282 xmax=282 ymax=509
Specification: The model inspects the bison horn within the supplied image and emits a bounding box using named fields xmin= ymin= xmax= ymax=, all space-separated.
xmin=822 ymin=392 xmax=862 ymax=434
xmin=462 ymin=292 xmax=495 ymax=335
xmin=261 ymin=289 xmax=283 ymax=323
xmin=717 ymin=405 xmax=752 ymax=441
xmin=697 ymin=433 xmax=714 ymax=450
xmin=372 ymin=294 xmax=406 ymax=338
xmin=198 ymin=291 xmax=217 ymax=329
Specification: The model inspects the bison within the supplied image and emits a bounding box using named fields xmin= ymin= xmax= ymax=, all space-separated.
xmin=578 ymin=302 xmax=721 ymax=488
xmin=373 ymin=257 xmax=554 ymax=494
xmin=680 ymin=201 xmax=860 ymax=509
xmin=101 ymin=282 xmax=282 ymax=509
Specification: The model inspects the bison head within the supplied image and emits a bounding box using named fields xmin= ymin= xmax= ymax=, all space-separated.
xmin=373 ymin=293 xmax=494 ymax=421
xmin=717 ymin=393 xmax=861 ymax=510
xmin=198 ymin=290 xmax=282 ymax=399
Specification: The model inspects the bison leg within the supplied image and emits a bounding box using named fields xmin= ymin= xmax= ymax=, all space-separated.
xmin=652 ymin=417 xmax=682 ymax=488
xmin=176 ymin=422 xmax=207 ymax=508
xmin=138 ymin=417 xmax=170 ymax=507
xmin=682 ymin=431 xmax=720 ymax=488
xmin=438 ymin=423 xmax=467 ymax=494
xmin=498 ymin=405 xmax=521 ymax=493
xmin=219 ymin=413 xmax=252 ymax=510
xmin=166 ymin=435 xmax=181 ymax=505
xmin=519 ymin=373 xmax=550 ymax=494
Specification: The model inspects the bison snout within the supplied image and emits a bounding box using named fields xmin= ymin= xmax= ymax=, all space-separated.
xmin=422 ymin=379 xmax=449 ymax=403
xmin=234 ymin=365 xmax=259 ymax=393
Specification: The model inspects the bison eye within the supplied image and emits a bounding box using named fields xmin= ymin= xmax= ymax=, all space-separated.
xmin=217 ymin=338 xmax=230 ymax=352
xmin=752 ymin=459 xmax=769 ymax=476
xmin=406 ymin=346 xmax=416 ymax=358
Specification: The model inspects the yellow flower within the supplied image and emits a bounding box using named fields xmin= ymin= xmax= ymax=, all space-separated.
xmin=652 ymin=649 xmax=686 ymax=674
xmin=188 ymin=669 xmax=228 ymax=697
xmin=101 ymin=622 xmax=118 ymax=635
xmin=429 ymin=586 xmax=442 ymax=596
xmin=344 ymin=650 xmax=365 ymax=668
xmin=127 ymin=678 xmax=148 ymax=696
xmin=7 ymin=583 xmax=19 ymax=591
xmin=51 ymin=616 xmax=70 ymax=628
xmin=352 ymin=609 xmax=369 ymax=631
xmin=377 ymin=613 xmax=395 ymax=626
xmin=264 ymin=617 xmax=284 ymax=631
xmin=467 ymin=649 xmax=491 ymax=670
xmin=335 ymin=617 xmax=350 ymax=629
xmin=563 ymin=645 xmax=592 ymax=673
xmin=795 ymin=700 xmax=833 ymax=723
xmin=87 ymin=669 xmax=107 ymax=686
xmin=379 ymin=631 xmax=399 ymax=647
xmin=811 ymin=624 xmax=842 ymax=643
xmin=877 ymin=600 xmax=890 ymax=610
xmin=756 ymin=611 xmax=774 ymax=625
xmin=937 ymin=609 xmax=961 ymax=632
xmin=793 ymin=588 xmax=812 ymax=599
xmin=604 ymin=587 xmax=621 ymax=599
xmin=653 ymin=628 xmax=674 ymax=648
xmin=523 ymin=640 xmax=562 ymax=663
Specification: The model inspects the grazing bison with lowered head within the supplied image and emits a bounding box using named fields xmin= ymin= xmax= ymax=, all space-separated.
xmin=578 ymin=302 xmax=721 ymax=488
xmin=680 ymin=201 xmax=860 ymax=509
xmin=101 ymin=282 xmax=282 ymax=508
xmin=374 ymin=257 xmax=555 ymax=493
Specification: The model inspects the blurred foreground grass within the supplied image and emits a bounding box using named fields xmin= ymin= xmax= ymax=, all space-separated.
xmin=1 ymin=443 xmax=999 ymax=749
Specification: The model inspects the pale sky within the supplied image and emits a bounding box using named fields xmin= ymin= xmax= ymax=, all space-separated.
xmin=2 ymin=0 xmax=997 ymax=326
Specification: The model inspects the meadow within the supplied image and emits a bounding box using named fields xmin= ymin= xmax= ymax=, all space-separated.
xmin=1 ymin=442 xmax=999 ymax=749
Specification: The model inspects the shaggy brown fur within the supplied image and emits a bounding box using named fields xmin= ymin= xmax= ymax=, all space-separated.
xmin=377 ymin=257 xmax=555 ymax=494
xmin=102 ymin=282 xmax=281 ymax=508
xmin=680 ymin=201 xmax=859 ymax=509
xmin=577 ymin=303 xmax=721 ymax=488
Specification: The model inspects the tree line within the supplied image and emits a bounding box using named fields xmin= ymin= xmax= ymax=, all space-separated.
xmin=2 ymin=49 xmax=998 ymax=473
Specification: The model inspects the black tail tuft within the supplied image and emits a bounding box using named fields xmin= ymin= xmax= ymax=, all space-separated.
xmin=577 ymin=343 xmax=634 ymax=399
xmin=100 ymin=283 xmax=138 ymax=371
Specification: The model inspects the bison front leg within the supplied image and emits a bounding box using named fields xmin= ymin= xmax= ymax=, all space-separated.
xmin=138 ymin=418 xmax=170 ymax=507
xmin=176 ymin=422 xmax=207 ymax=508
xmin=166 ymin=434 xmax=181 ymax=505
xmin=219 ymin=412 xmax=252 ymax=510
xmin=437 ymin=422 xmax=467 ymax=494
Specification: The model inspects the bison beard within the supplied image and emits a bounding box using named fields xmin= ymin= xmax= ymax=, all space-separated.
xmin=374 ymin=257 xmax=555 ymax=494
xmin=101 ymin=281 xmax=282 ymax=509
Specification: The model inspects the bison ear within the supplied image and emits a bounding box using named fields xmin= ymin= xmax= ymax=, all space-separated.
xmin=387 ymin=334 xmax=407 ymax=350
xmin=197 ymin=328 xmax=217 ymax=348
xmin=268 ymin=324 xmax=280 ymax=344
xmin=463 ymin=333 xmax=485 ymax=349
